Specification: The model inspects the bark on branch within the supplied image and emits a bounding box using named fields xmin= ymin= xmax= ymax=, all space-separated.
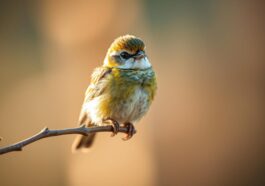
xmin=0 ymin=125 xmax=133 ymax=155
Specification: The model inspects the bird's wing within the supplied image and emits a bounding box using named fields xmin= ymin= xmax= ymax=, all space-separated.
xmin=78 ymin=67 xmax=112 ymax=126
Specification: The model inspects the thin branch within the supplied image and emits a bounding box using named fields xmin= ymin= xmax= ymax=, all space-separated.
xmin=0 ymin=125 xmax=134 ymax=155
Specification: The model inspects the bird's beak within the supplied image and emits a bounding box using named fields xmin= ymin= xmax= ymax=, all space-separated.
xmin=134 ymin=51 xmax=145 ymax=60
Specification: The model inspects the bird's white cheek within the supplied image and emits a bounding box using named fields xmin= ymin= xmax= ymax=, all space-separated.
xmin=118 ymin=57 xmax=151 ymax=69
xmin=121 ymin=59 xmax=134 ymax=69
xmin=134 ymin=57 xmax=151 ymax=69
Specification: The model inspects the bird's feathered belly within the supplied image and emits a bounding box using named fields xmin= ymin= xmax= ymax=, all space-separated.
xmin=83 ymin=68 xmax=156 ymax=125
xmin=109 ymin=85 xmax=150 ymax=123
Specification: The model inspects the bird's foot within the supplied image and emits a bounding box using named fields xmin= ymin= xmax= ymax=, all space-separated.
xmin=105 ymin=118 xmax=120 ymax=137
xmin=122 ymin=122 xmax=136 ymax=141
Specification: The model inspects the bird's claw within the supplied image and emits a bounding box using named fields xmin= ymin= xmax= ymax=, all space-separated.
xmin=122 ymin=123 xmax=136 ymax=141
xmin=106 ymin=119 xmax=120 ymax=137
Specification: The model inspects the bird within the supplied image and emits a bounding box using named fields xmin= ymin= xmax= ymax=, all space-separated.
xmin=72 ymin=35 xmax=157 ymax=152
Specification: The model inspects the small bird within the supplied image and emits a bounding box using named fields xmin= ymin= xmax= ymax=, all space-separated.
xmin=72 ymin=35 xmax=157 ymax=152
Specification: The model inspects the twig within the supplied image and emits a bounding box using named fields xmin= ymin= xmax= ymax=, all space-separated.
xmin=0 ymin=125 xmax=133 ymax=155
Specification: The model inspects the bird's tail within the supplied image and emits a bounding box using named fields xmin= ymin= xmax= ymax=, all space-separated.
xmin=71 ymin=133 xmax=96 ymax=153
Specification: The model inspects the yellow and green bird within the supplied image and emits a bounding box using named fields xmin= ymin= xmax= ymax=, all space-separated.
xmin=72 ymin=35 xmax=157 ymax=151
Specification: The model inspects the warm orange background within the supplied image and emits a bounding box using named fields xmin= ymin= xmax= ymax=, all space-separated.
xmin=1 ymin=1 xmax=265 ymax=186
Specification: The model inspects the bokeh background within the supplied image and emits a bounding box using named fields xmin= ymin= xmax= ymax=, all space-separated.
xmin=1 ymin=0 xmax=265 ymax=185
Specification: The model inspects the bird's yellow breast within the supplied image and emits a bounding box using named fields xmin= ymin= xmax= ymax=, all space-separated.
xmin=98 ymin=67 xmax=156 ymax=123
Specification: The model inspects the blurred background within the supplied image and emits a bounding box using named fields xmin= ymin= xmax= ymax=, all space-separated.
xmin=0 ymin=0 xmax=265 ymax=185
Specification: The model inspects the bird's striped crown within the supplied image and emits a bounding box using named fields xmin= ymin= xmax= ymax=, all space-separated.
xmin=108 ymin=35 xmax=145 ymax=54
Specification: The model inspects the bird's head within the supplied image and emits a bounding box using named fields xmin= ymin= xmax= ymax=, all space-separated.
xmin=103 ymin=35 xmax=151 ymax=70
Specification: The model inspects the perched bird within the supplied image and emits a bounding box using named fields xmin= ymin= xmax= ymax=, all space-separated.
xmin=72 ymin=35 xmax=157 ymax=152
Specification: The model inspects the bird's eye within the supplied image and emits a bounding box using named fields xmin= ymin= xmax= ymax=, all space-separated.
xmin=120 ymin=52 xmax=131 ymax=59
